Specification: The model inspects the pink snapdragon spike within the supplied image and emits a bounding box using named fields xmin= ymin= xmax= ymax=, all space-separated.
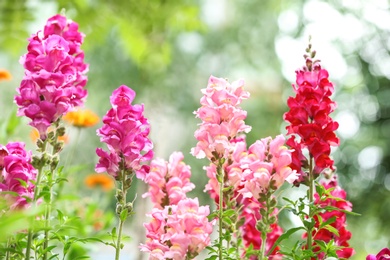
xmin=141 ymin=198 xmax=213 ymax=260
xmin=191 ymin=75 xmax=251 ymax=161
xmin=15 ymin=14 xmax=88 ymax=140
xmin=96 ymin=85 xmax=153 ymax=180
xmin=304 ymin=176 xmax=354 ymax=259
xmin=283 ymin=49 xmax=339 ymax=184
xmin=238 ymin=135 xmax=298 ymax=198
xmin=0 ymin=142 xmax=37 ymax=209
xmin=367 ymin=248 xmax=390 ymax=260
xmin=143 ymin=152 xmax=195 ymax=209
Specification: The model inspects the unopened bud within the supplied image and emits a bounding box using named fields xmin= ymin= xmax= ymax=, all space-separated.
xmin=116 ymin=204 xmax=123 ymax=215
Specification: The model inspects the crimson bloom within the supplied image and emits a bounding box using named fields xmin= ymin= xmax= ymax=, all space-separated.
xmin=283 ymin=50 xmax=339 ymax=183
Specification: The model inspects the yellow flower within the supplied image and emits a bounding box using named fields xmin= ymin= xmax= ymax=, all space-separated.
xmin=30 ymin=128 xmax=69 ymax=143
xmin=85 ymin=173 xmax=115 ymax=192
xmin=0 ymin=69 xmax=12 ymax=81
xmin=63 ymin=109 xmax=100 ymax=127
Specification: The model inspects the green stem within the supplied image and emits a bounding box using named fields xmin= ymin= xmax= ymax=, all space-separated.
xmin=307 ymin=156 xmax=314 ymax=251
xmin=115 ymin=166 xmax=128 ymax=260
xmin=259 ymin=193 xmax=271 ymax=260
xmin=25 ymin=140 xmax=47 ymax=260
xmin=115 ymin=218 xmax=125 ymax=260
xmin=217 ymin=163 xmax=224 ymax=260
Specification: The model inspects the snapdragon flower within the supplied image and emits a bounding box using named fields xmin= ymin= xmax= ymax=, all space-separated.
xmin=0 ymin=142 xmax=37 ymax=209
xmin=95 ymin=85 xmax=153 ymax=180
xmin=15 ymin=14 xmax=88 ymax=140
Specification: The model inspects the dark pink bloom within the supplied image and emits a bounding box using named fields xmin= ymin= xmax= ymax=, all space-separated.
xmin=367 ymin=248 xmax=390 ymax=260
xmin=0 ymin=142 xmax=37 ymax=209
xmin=95 ymin=85 xmax=153 ymax=180
xmin=16 ymin=14 xmax=88 ymax=140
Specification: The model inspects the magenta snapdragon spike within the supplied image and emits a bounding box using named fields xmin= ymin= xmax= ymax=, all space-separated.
xmin=141 ymin=198 xmax=213 ymax=259
xmin=0 ymin=142 xmax=37 ymax=209
xmin=15 ymin=14 xmax=88 ymax=140
xmin=143 ymin=152 xmax=195 ymax=209
xmin=366 ymin=248 xmax=390 ymax=260
xmin=191 ymin=75 xmax=251 ymax=161
xmin=95 ymin=85 xmax=153 ymax=180
xmin=305 ymin=176 xmax=354 ymax=259
xmin=283 ymin=47 xmax=339 ymax=183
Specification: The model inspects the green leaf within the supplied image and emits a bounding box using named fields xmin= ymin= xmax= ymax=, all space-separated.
xmin=319 ymin=216 xmax=336 ymax=229
xmin=120 ymin=209 xmax=128 ymax=221
xmin=267 ymin=226 xmax=306 ymax=256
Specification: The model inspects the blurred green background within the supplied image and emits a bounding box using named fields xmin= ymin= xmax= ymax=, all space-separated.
xmin=1 ymin=0 xmax=389 ymax=259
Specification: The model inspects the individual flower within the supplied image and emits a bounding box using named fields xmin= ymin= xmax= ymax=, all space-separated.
xmin=0 ymin=142 xmax=37 ymax=209
xmin=63 ymin=108 xmax=100 ymax=127
xmin=95 ymin=85 xmax=153 ymax=180
xmin=283 ymin=48 xmax=339 ymax=183
xmin=0 ymin=69 xmax=12 ymax=81
xmin=305 ymin=176 xmax=354 ymax=259
xmin=141 ymin=198 xmax=214 ymax=259
xmin=143 ymin=152 xmax=194 ymax=209
xmin=191 ymin=75 xmax=251 ymax=161
xmin=367 ymin=248 xmax=390 ymax=260
xmin=15 ymin=14 xmax=88 ymax=140
xmin=85 ymin=173 xmax=115 ymax=192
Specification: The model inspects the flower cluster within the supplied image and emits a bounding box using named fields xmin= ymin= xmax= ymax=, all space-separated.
xmin=15 ymin=14 xmax=88 ymax=140
xmin=95 ymin=85 xmax=153 ymax=180
xmin=283 ymin=50 xmax=339 ymax=182
xmin=0 ymin=142 xmax=37 ymax=209
xmin=143 ymin=152 xmax=195 ymax=209
xmin=141 ymin=198 xmax=213 ymax=260
xmin=308 ymin=176 xmax=354 ymax=259
xmin=191 ymin=75 xmax=251 ymax=161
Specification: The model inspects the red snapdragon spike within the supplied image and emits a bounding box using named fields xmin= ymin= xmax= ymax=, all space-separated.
xmin=283 ymin=47 xmax=340 ymax=181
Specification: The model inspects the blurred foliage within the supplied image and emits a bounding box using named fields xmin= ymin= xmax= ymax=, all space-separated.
xmin=0 ymin=0 xmax=390 ymax=259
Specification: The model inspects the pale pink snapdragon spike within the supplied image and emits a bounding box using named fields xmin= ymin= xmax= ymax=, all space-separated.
xmin=96 ymin=85 xmax=153 ymax=180
xmin=141 ymin=198 xmax=214 ymax=259
xmin=0 ymin=142 xmax=37 ymax=209
xmin=15 ymin=14 xmax=88 ymax=140
xmin=191 ymin=75 xmax=251 ymax=161
xmin=238 ymin=135 xmax=298 ymax=199
xmin=143 ymin=152 xmax=194 ymax=209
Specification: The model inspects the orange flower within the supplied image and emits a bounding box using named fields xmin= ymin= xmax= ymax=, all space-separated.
xmin=85 ymin=173 xmax=115 ymax=192
xmin=30 ymin=128 xmax=69 ymax=143
xmin=0 ymin=69 xmax=12 ymax=81
xmin=63 ymin=109 xmax=100 ymax=127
